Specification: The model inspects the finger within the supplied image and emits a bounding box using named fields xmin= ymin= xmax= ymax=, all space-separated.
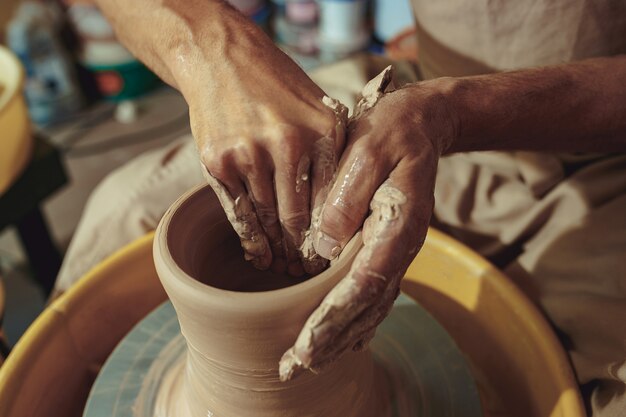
xmin=307 ymin=277 xmax=401 ymax=370
xmin=301 ymin=111 xmax=347 ymax=274
xmin=279 ymin=261 xmax=394 ymax=381
xmin=309 ymin=98 xmax=348 ymax=210
xmin=275 ymin=151 xmax=311 ymax=276
xmin=239 ymin=158 xmax=287 ymax=273
xmin=202 ymin=158 xmax=272 ymax=270
xmin=313 ymin=137 xmax=395 ymax=260
xmin=305 ymin=66 xmax=393 ymax=264
xmin=288 ymin=245 xmax=397 ymax=372
xmin=280 ymin=158 xmax=434 ymax=379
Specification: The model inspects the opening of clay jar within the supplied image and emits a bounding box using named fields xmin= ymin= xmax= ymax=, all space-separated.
xmin=166 ymin=186 xmax=309 ymax=292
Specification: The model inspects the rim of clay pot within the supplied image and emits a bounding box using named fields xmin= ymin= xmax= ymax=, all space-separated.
xmin=154 ymin=184 xmax=362 ymax=311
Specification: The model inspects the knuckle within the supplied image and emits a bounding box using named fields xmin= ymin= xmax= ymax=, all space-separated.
xmin=318 ymin=112 xmax=339 ymax=137
xmin=256 ymin=205 xmax=279 ymax=227
xmin=276 ymin=124 xmax=299 ymax=143
xmin=274 ymin=126 xmax=304 ymax=163
xmin=203 ymin=153 xmax=232 ymax=179
xmin=351 ymin=141 xmax=380 ymax=162
xmin=233 ymin=142 xmax=265 ymax=175
xmin=321 ymin=204 xmax=357 ymax=240
xmin=203 ymin=141 xmax=266 ymax=180
xmin=280 ymin=209 xmax=310 ymax=233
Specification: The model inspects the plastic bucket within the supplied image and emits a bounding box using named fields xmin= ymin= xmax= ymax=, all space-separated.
xmin=0 ymin=229 xmax=585 ymax=417
xmin=0 ymin=45 xmax=32 ymax=195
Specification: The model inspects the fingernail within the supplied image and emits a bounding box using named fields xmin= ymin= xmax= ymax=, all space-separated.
xmin=314 ymin=231 xmax=342 ymax=260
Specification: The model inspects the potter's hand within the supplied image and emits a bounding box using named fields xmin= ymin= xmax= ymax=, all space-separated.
xmin=177 ymin=11 xmax=347 ymax=275
xmin=280 ymin=68 xmax=457 ymax=380
xmin=94 ymin=0 xmax=348 ymax=274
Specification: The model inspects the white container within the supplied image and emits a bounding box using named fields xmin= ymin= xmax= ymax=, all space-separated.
xmin=67 ymin=5 xmax=135 ymax=66
xmin=0 ymin=46 xmax=32 ymax=195
xmin=373 ymin=0 xmax=415 ymax=42
xmin=318 ymin=0 xmax=370 ymax=55
xmin=6 ymin=1 xmax=83 ymax=125
xmin=285 ymin=0 xmax=318 ymax=25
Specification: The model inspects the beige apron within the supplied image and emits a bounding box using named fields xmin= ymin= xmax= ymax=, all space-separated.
xmin=411 ymin=1 xmax=626 ymax=415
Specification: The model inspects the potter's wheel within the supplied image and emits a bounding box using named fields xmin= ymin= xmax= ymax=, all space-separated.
xmin=84 ymin=294 xmax=482 ymax=417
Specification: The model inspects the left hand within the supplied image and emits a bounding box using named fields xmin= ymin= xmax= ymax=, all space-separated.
xmin=280 ymin=68 xmax=457 ymax=380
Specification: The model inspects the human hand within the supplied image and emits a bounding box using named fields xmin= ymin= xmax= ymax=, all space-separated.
xmin=174 ymin=13 xmax=348 ymax=276
xmin=280 ymin=67 xmax=457 ymax=380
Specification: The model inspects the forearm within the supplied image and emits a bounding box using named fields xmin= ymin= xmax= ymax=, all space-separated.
xmin=429 ymin=55 xmax=626 ymax=154
xmin=93 ymin=0 xmax=276 ymax=98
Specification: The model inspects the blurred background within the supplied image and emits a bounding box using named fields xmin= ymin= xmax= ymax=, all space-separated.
xmin=0 ymin=0 xmax=417 ymax=352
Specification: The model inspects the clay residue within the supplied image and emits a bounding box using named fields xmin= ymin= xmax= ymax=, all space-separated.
xmin=300 ymin=67 xmax=393 ymax=271
xmin=295 ymin=155 xmax=311 ymax=193
xmin=351 ymin=65 xmax=394 ymax=120
xmin=202 ymin=167 xmax=270 ymax=269
xmin=281 ymin=180 xmax=408 ymax=381
xmin=202 ymin=68 xmax=393 ymax=275
xmin=299 ymin=96 xmax=349 ymax=274
xmin=201 ymin=92 xmax=351 ymax=275
xmin=282 ymin=66 xmax=410 ymax=381
xmin=307 ymin=65 xmax=394 ymax=264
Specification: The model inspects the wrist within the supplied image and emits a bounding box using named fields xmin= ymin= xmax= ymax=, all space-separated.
xmin=163 ymin=2 xmax=268 ymax=100
xmin=403 ymin=77 xmax=460 ymax=156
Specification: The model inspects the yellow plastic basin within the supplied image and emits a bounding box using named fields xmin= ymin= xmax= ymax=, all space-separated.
xmin=403 ymin=228 xmax=584 ymax=417
xmin=0 ymin=229 xmax=584 ymax=417
xmin=0 ymin=45 xmax=32 ymax=195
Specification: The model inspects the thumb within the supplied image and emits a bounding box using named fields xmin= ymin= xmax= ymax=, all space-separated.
xmin=313 ymin=144 xmax=392 ymax=259
xmin=314 ymin=65 xmax=396 ymax=260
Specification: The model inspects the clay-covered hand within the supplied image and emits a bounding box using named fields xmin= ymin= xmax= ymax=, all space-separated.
xmin=176 ymin=11 xmax=347 ymax=276
xmin=280 ymin=68 xmax=457 ymax=380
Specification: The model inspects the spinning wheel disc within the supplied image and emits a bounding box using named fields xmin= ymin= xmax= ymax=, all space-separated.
xmin=84 ymin=294 xmax=482 ymax=417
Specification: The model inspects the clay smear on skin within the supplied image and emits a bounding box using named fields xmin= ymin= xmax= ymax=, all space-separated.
xmin=299 ymin=96 xmax=348 ymax=273
xmin=282 ymin=67 xmax=411 ymax=380
xmin=203 ymin=96 xmax=348 ymax=272
xmin=280 ymin=181 xmax=408 ymax=381
xmin=202 ymin=169 xmax=269 ymax=268
xmin=202 ymin=67 xmax=394 ymax=274
xmin=299 ymin=67 xmax=393 ymax=272
xmin=203 ymin=66 xmax=404 ymax=381
xmin=295 ymin=155 xmax=311 ymax=193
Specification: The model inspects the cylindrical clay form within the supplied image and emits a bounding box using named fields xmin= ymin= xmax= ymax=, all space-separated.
xmin=153 ymin=184 xmax=389 ymax=417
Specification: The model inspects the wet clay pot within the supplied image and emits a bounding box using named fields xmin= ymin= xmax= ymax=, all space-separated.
xmin=153 ymin=184 xmax=388 ymax=417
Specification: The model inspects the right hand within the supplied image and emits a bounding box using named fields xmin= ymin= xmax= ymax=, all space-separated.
xmin=173 ymin=8 xmax=348 ymax=275
xmin=280 ymin=70 xmax=458 ymax=379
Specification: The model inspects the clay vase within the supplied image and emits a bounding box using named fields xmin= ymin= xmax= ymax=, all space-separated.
xmin=153 ymin=184 xmax=389 ymax=417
